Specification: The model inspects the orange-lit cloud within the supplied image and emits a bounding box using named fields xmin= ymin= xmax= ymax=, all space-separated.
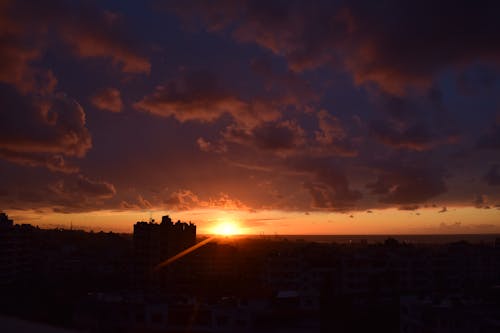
xmin=91 ymin=88 xmax=123 ymax=113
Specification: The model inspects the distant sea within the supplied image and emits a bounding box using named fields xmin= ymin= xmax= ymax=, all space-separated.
xmin=211 ymin=234 xmax=500 ymax=245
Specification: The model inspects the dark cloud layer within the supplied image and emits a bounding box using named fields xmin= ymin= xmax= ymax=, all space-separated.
xmin=0 ymin=1 xmax=499 ymax=217
xmin=291 ymin=157 xmax=362 ymax=210
xmin=10 ymin=0 xmax=150 ymax=73
xmin=168 ymin=0 xmax=500 ymax=93
xmin=45 ymin=175 xmax=116 ymax=213
xmin=0 ymin=0 xmax=150 ymax=96
xmin=367 ymin=165 xmax=447 ymax=205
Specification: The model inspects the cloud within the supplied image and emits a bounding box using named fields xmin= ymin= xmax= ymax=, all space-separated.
xmin=28 ymin=1 xmax=150 ymax=73
xmin=369 ymin=92 xmax=459 ymax=151
xmin=303 ymin=182 xmax=360 ymax=210
xmin=56 ymin=11 xmax=151 ymax=74
xmin=0 ymin=0 xmax=150 ymax=91
xmin=162 ymin=189 xmax=201 ymax=210
xmin=367 ymin=165 xmax=447 ymax=204
xmin=315 ymin=110 xmax=346 ymax=144
xmin=370 ymin=120 xmax=458 ymax=151
xmin=398 ymin=205 xmax=420 ymax=211
xmin=0 ymin=36 xmax=56 ymax=94
xmin=215 ymin=112 xmax=356 ymax=158
xmin=0 ymin=1 xmax=57 ymax=94
xmin=314 ymin=110 xmax=357 ymax=156
xmin=135 ymin=69 xmax=306 ymax=147
xmin=43 ymin=175 xmax=116 ymax=210
xmin=38 ymin=174 xmax=117 ymax=213
xmin=161 ymin=189 xmax=249 ymax=211
xmin=292 ymin=157 xmax=361 ymax=210
xmin=196 ymin=137 xmax=227 ymax=153
xmin=222 ymin=120 xmax=306 ymax=153
xmin=0 ymin=150 xmax=79 ymax=174
xmin=253 ymin=120 xmax=306 ymax=151
xmin=134 ymin=70 xmax=248 ymax=122
xmin=0 ymin=85 xmax=91 ymax=171
xmin=168 ymin=0 xmax=500 ymax=93
xmin=483 ymin=164 xmax=500 ymax=186
xmin=120 ymin=195 xmax=152 ymax=210
xmin=75 ymin=175 xmax=116 ymax=199
xmin=91 ymin=88 xmax=123 ymax=113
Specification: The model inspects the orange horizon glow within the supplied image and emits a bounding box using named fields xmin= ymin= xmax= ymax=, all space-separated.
xmin=4 ymin=205 xmax=500 ymax=235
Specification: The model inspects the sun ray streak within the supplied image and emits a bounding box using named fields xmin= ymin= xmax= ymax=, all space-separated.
xmin=153 ymin=236 xmax=215 ymax=271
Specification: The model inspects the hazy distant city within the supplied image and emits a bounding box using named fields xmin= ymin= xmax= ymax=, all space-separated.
xmin=1 ymin=212 xmax=499 ymax=332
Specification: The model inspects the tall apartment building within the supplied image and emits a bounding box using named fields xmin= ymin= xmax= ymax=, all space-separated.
xmin=133 ymin=215 xmax=196 ymax=288
xmin=0 ymin=212 xmax=34 ymax=284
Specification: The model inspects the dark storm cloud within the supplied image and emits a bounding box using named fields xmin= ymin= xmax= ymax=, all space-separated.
xmin=0 ymin=173 xmax=117 ymax=213
xmin=0 ymin=84 xmax=91 ymax=171
xmin=1 ymin=1 xmax=499 ymax=216
xmin=0 ymin=0 xmax=149 ymax=174
xmin=367 ymin=165 xmax=447 ymax=205
xmin=370 ymin=120 xmax=458 ymax=151
xmin=168 ymin=0 xmax=500 ymax=92
xmin=369 ymin=92 xmax=459 ymax=151
xmin=42 ymin=174 xmax=116 ymax=213
xmin=221 ymin=120 xmax=306 ymax=153
xmin=291 ymin=157 xmax=362 ymax=210
xmin=211 ymin=108 xmax=357 ymax=158
xmin=75 ymin=175 xmax=116 ymax=199
xmin=253 ymin=121 xmax=305 ymax=151
xmin=302 ymin=182 xmax=360 ymax=211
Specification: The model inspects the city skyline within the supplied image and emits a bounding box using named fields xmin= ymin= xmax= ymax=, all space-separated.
xmin=1 ymin=1 xmax=500 ymax=234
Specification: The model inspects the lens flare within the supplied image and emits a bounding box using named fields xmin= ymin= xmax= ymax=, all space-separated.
xmin=213 ymin=219 xmax=240 ymax=236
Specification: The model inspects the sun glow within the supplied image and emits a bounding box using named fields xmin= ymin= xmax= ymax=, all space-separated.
xmin=212 ymin=219 xmax=240 ymax=236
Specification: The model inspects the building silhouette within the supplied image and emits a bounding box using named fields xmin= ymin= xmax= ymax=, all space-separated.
xmin=0 ymin=212 xmax=35 ymax=285
xmin=133 ymin=215 xmax=196 ymax=288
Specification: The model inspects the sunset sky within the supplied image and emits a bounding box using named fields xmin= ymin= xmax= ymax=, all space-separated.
xmin=1 ymin=0 xmax=500 ymax=234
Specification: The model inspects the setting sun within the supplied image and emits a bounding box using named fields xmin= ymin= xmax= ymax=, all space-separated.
xmin=212 ymin=219 xmax=241 ymax=236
